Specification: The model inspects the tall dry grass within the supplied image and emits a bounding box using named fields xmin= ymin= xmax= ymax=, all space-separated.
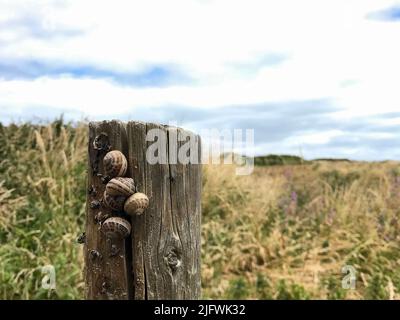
xmin=0 ymin=120 xmax=399 ymax=299
xmin=0 ymin=121 xmax=86 ymax=299
xmin=202 ymin=162 xmax=400 ymax=299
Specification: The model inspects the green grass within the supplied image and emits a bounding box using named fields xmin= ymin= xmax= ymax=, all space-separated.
xmin=1 ymin=120 xmax=399 ymax=299
xmin=0 ymin=121 xmax=86 ymax=299
xmin=254 ymin=154 xmax=307 ymax=166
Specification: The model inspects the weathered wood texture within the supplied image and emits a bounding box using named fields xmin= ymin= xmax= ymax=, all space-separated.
xmin=85 ymin=120 xmax=131 ymax=300
xmin=85 ymin=121 xmax=202 ymax=300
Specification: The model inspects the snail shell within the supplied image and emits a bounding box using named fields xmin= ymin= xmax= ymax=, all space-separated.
xmin=103 ymin=150 xmax=127 ymax=178
xmin=101 ymin=217 xmax=131 ymax=239
xmin=105 ymin=177 xmax=135 ymax=197
xmin=103 ymin=190 xmax=126 ymax=212
xmin=124 ymin=192 xmax=149 ymax=216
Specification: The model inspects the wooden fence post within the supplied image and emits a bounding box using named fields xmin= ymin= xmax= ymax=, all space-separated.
xmin=85 ymin=120 xmax=202 ymax=300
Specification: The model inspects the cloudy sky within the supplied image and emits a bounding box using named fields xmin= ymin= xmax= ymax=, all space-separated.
xmin=0 ymin=0 xmax=400 ymax=160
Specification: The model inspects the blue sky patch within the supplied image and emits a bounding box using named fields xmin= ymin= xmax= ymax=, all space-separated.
xmin=367 ymin=6 xmax=400 ymax=21
xmin=0 ymin=59 xmax=192 ymax=87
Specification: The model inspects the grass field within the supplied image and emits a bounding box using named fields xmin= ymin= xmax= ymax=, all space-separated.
xmin=0 ymin=120 xmax=399 ymax=299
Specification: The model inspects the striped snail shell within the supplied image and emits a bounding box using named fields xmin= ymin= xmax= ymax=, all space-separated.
xmin=101 ymin=217 xmax=131 ymax=239
xmin=124 ymin=192 xmax=149 ymax=216
xmin=103 ymin=150 xmax=127 ymax=178
xmin=106 ymin=177 xmax=135 ymax=197
xmin=103 ymin=190 xmax=126 ymax=212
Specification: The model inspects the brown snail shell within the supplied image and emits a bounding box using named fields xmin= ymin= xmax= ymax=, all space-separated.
xmin=106 ymin=177 xmax=135 ymax=197
xmin=103 ymin=190 xmax=126 ymax=212
xmin=124 ymin=192 xmax=149 ymax=216
xmin=103 ymin=150 xmax=127 ymax=178
xmin=101 ymin=217 xmax=131 ymax=238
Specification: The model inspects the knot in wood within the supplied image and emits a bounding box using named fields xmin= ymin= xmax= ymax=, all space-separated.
xmin=164 ymin=247 xmax=181 ymax=271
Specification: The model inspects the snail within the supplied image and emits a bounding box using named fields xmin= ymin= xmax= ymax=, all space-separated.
xmin=103 ymin=150 xmax=128 ymax=178
xmin=101 ymin=217 xmax=131 ymax=239
xmin=105 ymin=177 xmax=135 ymax=197
xmin=124 ymin=192 xmax=149 ymax=216
xmin=103 ymin=190 xmax=126 ymax=212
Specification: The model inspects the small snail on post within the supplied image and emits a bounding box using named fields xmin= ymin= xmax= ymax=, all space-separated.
xmin=103 ymin=150 xmax=128 ymax=178
xmin=101 ymin=217 xmax=131 ymax=239
xmin=124 ymin=192 xmax=149 ymax=216
xmin=103 ymin=190 xmax=126 ymax=212
xmin=101 ymin=216 xmax=131 ymax=286
xmin=105 ymin=177 xmax=135 ymax=197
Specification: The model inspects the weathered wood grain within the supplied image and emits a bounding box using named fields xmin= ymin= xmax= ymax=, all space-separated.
xmin=126 ymin=121 xmax=147 ymax=299
xmin=85 ymin=120 xmax=202 ymax=299
xmin=85 ymin=120 xmax=131 ymax=300
xmin=127 ymin=121 xmax=202 ymax=299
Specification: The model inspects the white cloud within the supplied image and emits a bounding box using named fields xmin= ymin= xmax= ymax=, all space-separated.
xmin=284 ymin=130 xmax=345 ymax=146
xmin=0 ymin=0 xmax=400 ymax=159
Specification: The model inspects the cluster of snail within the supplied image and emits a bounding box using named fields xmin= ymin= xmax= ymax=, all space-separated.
xmin=101 ymin=150 xmax=149 ymax=239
